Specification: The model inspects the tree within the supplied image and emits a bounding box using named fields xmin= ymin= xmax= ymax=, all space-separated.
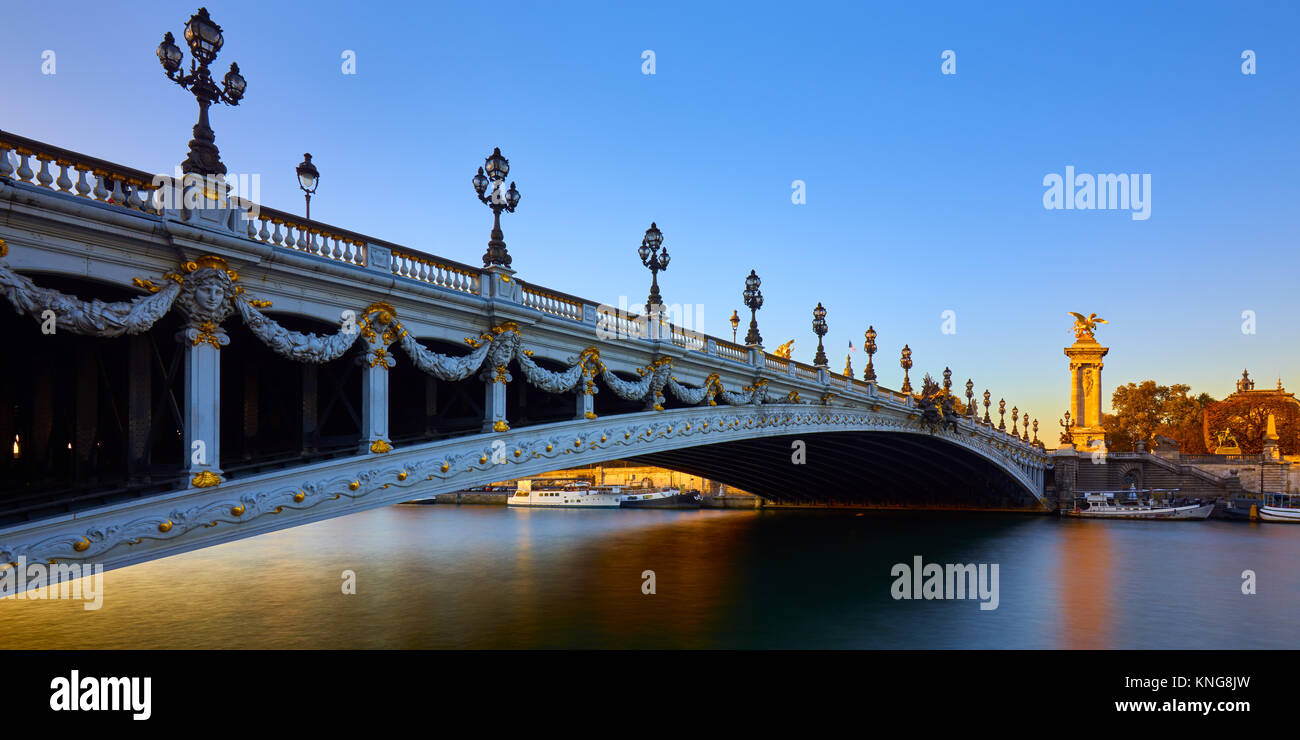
xmin=1203 ymin=395 xmax=1300 ymax=455
xmin=1103 ymin=381 xmax=1214 ymax=453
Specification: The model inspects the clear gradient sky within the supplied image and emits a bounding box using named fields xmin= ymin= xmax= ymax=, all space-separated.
xmin=3 ymin=1 xmax=1298 ymax=432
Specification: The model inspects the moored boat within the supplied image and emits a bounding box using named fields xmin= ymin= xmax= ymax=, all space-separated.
xmin=1260 ymin=493 xmax=1300 ymax=523
xmin=1066 ymin=487 xmax=1213 ymax=520
xmin=1217 ymin=497 xmax=1263 ymax=521
xmin=621 ymin=489 xmax=702 ymax=509
xmin=507 ymin=479 xmax=682 ymax=508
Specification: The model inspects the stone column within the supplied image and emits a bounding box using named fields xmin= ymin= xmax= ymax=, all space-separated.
xmin=357 ymin=303 xmax=398 ymax=454
xmin=1065 ymin=335 xmax=1109 ymax=448
xmin=576 ymin=389 xmax=595 ymax=421
xmin=358 ymin=354 xmax=390 ymax=454
xmin=483 ymin=365 xmax=509 ymax=433
xmin=181 ymin=334 xmax=223 ymax=486
xmin=1049 ymin=446 xmax=1079 ymax=511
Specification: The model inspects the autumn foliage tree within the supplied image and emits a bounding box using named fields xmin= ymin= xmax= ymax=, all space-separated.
xmin=1203 ymin=396 xmax=1300 ymax=455
xmin=1101 ymin=381 xmax=1214 ymax=453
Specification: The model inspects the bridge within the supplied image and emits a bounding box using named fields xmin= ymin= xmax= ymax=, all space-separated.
xmin=0 ymin=129 xmax=1050 ymax=575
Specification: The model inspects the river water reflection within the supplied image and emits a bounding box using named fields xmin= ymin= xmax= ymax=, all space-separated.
xmin=1 ymin=505 xmax=1295 ymax=649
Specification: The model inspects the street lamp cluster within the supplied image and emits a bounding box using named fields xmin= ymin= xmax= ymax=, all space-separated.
xmin=743 ymin=270 xmax=764 ymax=347
xmin=473 ymin=147 xmax=521 ymax=268
xmin=155 ymin=7 xmax=245 ymax=178
xmin=638 ymin=222 xmax=669 ymax=314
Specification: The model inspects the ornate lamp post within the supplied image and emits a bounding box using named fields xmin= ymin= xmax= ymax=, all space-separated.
xmin=900 ymin=344 xmax=913 ymax=393
xmin=1060 ymin=410 xmax=1075 ymax=444
xmin=638 ymin=222 xmax=669 ymax=314
xmin=729 ymin=310 xmax=740 ymax=343
xmin=862 ymin=326 xmax=877 ymax=382
xmin=1011 ymin=405 xmax=1019 ymax=437
xmin=982 ymin=390 xmax=991 ymax=424
xmin=965 ymin=379 xmax=975 ymax=418
xmin=742 ymin=270 xmax=763 ymax=347
xmin=472 ymin=147 xmax=521 ymax=268
xmin=811 ymin=303 xmax=828 ymax=368
xmin=942 ymin=367 xmax=952 ymax=394
xmin=296 ymin=153 xmax=319 ymax=220
xmin=1023 ymin=413 xmax=1031 ymax=442
xmin=998 ymin=399 xmax=1007 ymax=431
xmin=156 ymin=8 xmax=247 ymax=178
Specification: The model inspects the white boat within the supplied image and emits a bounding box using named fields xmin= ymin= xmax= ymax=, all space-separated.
xmin=1067 ymin=488 xmax=1213 ymax=520
xmin=1260 ymin=493 xmax=1300 ymax=523
xmin=507 ymin=479 xmax=681 ymax=508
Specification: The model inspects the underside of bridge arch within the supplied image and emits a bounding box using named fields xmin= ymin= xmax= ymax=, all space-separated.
xmin=622 ymin=431 xmax=1043 ymax=511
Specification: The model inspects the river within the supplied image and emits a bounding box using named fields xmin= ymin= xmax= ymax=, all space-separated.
xmin=1 ymin=505 xmax=1295 ymax=649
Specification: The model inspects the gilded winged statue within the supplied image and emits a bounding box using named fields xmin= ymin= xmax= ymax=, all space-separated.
xmin=1069 ymin=312 xmax=1108 ymax=339
xmin=773 ymin=339 xmax=795 ymax=359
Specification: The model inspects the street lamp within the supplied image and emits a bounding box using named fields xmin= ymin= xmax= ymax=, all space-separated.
xmin=156 ymin=7 xmax=246 ymax=178
xmin=638 ymin=222 xmax=669 ymax=314
xmin=742 ymin=270 xmax=763 ymax=347
xmin=863 ymin=325 xmax=877 ymax=382
xmin=900 ymin=344 xmax=913 ymax=393
xmin=296 ymin=153 xmax=319 ymax=220
xmin=729 ymin=310 xmax=740 ymax=343
xmin=811 ymin=302 xmax=828 ymax=368
xmin=472 ymin=147 xmax=521 ymax=268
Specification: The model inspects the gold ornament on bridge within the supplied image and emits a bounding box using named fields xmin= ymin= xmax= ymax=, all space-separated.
xmin=1032 ymin=418 xmax=1040 ymax=446
xmin=773 ymin=339 xmax=795 ymax=359
xmin=843 ymin=351 xmax=853 ymax=377
xmin=899 ymin=344 xmax=913 ymax=393
xmin=1068 ymin=312 xmax=1108 ymax=340
xmin=998 ymin=399 xmax=1006 ymax=431
xmin=1010 ymin=406 xmax=1019 ymax=436
xmin=982 ymin=390 xmax=991 ymax=424
xmin=1022 ymin=413 xmax=1030 ymax=442
xmin=191 ymin=470 xmax=222 ymax=488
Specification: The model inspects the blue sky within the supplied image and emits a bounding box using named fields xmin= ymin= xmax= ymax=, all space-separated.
xmin=3 ymin=0 xmax=1298 ymax=430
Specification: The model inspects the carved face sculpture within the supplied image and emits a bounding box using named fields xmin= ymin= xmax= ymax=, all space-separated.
xmin=180 ymin=267 xmax=236 ymax=325
xmin=195 ymin=282 xmax=224 ymax=314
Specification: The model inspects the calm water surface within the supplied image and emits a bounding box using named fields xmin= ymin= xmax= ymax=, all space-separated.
xmin=2 ymin=505 xmax=1296 ymax=649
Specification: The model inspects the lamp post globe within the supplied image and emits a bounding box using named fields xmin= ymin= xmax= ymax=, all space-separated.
xmin=296 ymin=153 xmax=319 ymax=219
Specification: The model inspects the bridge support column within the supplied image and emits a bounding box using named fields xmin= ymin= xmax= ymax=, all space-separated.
xmin=576 ymin=389 xmax=594 ymax=420
xmin=1050 ymin=447 xmax=1078 ymax=511
xmin=181 ymin=336 xmax=223 ymax=487
xmin=358 ymin=357 xmax=390 ymax=454
xmin=357 ymin=304 xmax=398 ymax=454
xmin=483 ymin=374 xmax=508 ymax=432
